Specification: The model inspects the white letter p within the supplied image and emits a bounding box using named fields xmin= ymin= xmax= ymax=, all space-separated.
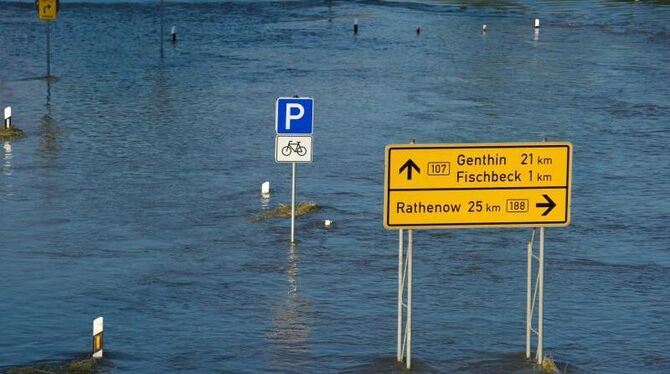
xmin=285 ymin=103 xmax=304 ymax=130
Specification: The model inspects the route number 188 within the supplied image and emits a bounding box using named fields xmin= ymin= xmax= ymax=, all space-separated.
xmin=506 ymin=199 xmax=528 ymax=213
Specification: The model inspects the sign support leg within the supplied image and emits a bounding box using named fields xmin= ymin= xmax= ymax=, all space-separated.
xmin=290 ymin=162 xmax=296 ymax=244
xmin=396 ymin=229 xmax=413 ymax=369
xmin=46 ymin=21 xmax=51 ymax=78
xmin=526 ymin=229 xmax=535 ymax=359
xmin=397 ymin=229 xmax=403 ymax=362
xmin=406 ymin=229 xmax=413 ymax=369
xmin=537 ymin=227 xmax=545 ymax=364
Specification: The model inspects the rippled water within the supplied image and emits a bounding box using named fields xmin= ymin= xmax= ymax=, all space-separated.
xmin=1 ymin=0 xmax=670 ymax=372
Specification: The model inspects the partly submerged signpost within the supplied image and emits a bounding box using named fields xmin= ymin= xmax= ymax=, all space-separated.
xmin=36 ymin=0 xmax=58 ymax=78
xmin=275 ymin=97 xmax=314 ymax=244
xmin=385 ymin=141 xmax=572 ymax=369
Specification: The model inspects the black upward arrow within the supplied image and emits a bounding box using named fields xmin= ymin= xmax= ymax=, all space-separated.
xmin=536 ymin=194 xmax=556 ymax=216
xmin=399 ymin=159 xmax=420 ymax=180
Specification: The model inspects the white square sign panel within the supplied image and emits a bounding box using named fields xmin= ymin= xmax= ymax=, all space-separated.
xmin=275 ymin=136 xmax=313 ymax=163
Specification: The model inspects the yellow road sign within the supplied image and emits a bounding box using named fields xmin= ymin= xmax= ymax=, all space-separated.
xmin=37 ymin=0 xmax=58 ymax=21
xmin=383 ymin=142 xmax=572 ymax=229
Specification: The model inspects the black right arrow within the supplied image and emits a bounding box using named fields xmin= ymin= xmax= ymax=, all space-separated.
xmin=536 ymin=194 xmax=556 ymax=216
xmin=399 ymin=159 xmax=421 ymax=180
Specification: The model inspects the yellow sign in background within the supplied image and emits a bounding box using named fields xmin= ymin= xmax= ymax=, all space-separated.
xmin=37 ymin=0 xmax=58 ymax=21
xmin=384 ymin=142 xmax=572 ymax=229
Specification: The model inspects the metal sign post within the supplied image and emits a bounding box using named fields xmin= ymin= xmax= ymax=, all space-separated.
xmin=46 ymin=22 xmax=51 ymax=78
xmin=525 ymin=227 xmax=546 ymax=364
xmin=291 ymin=162 xmax=296 ymax=244
xmin=396 ymin=229 xmax=413 ymax=369
xmin=397 ymin=229 xmax=403 ymax=362
xmin=406 ymin=229 xmax=413 ymax=369
xmin=526 ymin=229 xmax=535 ymax=359
xmin=160 ymin=0 xmax=164 ymax=58
xmin=538 ymin=227 xmax=545 ymax=363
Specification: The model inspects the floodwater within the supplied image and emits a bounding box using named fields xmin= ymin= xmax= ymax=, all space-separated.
xmin=1 ymin=0 xmax=669 ymax=372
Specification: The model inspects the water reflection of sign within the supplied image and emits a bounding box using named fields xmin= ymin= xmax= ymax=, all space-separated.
xmin=37 ymin=0 xmax=58 ymax=21
xmin=384 ymin=142 xmax=572 ymax=229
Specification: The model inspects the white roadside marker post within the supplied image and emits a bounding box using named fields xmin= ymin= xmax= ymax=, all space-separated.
xmin=171 ymin=26 xmax=177 ymax=43
xmin=92 ymin=317 xmax=104 ymax=358
xmin=261 ymin=181 xmax=271 ymax=198
xmin=353 ymin=17 xmax=359 ymax=34
xmin=4 ymin=107 xmax=11 ymax=129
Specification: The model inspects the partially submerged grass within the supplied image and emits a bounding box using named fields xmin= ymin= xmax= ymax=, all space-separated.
xmin=6 ymin=358 xmax=99 ymax=374
xmin=540 ymin=355 xmax=560 ymax=373
xmin=0 ymin=127 xmax=24 ymax=140
xmin=253 ymin=201 xmax=320 ymax=221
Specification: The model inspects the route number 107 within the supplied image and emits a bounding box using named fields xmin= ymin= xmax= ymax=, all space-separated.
xmin=428 ymin=162 xmax=450 ymax=176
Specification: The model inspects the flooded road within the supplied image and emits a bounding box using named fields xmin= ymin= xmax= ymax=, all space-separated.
xmin=1 ymin=1 xmax=669 ymax=372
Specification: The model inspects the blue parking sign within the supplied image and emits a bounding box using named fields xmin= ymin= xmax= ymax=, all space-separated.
xmin=275 ymin=97 xmax=314 ymax=134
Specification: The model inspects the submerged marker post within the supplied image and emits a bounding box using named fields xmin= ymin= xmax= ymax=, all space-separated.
xmin=4 ymin=107 xmax=11 ymax=129
xmin=92 ymin=317 xmax=103 ymax=358
xmin=0 ymin=106 xmax=24 ymax=140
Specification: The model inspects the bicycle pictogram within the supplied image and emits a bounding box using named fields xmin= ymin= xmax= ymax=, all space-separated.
xmin=281 ymin=141 xmax=307 ymax=157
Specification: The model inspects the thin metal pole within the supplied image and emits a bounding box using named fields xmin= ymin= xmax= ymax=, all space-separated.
xmin=397 ymin=229 xmax=403 ymax=362
xmin=46 ymin=22 xmax=51 ymax=78
xmin=160 ymin=0 xmax=164 ymax=58
xmin=537 ymin=227 xmax=545 ymax=364
xmin=526 ymin=229 xmax=535 ymax=359
xmin=290 ymin=162 xmax=296 ymax=244
xmin=406 ymin=229 xmax=413 ymax=369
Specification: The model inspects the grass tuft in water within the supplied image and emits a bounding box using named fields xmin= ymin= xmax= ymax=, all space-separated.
xmin=540 ymin=355 xmax=560 ymax=373
xmin=6 ymin=358 xmax=99 ymax=374
xmin=0 ymin=127 xmax=24 ymax=140
xmin=253 ymin=201 xmax=320 ymax=221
